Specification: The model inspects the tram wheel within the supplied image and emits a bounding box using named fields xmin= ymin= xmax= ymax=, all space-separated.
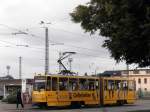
xmin=117 ymin=100 xmax=124 ymax=106
xmin=38 ymin=103 xmax=48 ymax=109
xmin=70 ymin=101 xmax=84 ymax=108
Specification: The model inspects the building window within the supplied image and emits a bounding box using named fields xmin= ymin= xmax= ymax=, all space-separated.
xmin=138 ymin=78 xmax=141 ymax=84
xmin=144 ymin=78 xmax=147 ymax=84
xmin=146 ymin=70 xmax=150 ymax=74
xmin=122 ymin=71 xmax=128 ymax=74
xmin=145 ymin=88 xmax=147 ymax=91
xmin=133 ymin=70 xmax=139 ymax=74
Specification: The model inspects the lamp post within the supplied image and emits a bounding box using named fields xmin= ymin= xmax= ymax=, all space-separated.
xmin=16 ymin=45 xmax=29 ymax=47
xmin=68 ymin=58 xmax=73 ymax=71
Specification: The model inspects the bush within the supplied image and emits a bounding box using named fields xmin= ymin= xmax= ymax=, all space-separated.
xmin=1 ymin=98 xmax=8 ymax=102
xmin=7 ymin=94 xmax=17 ymax=104
xmin=0 ymin=96 xmax=3 ymax=100
xmin=2 ymin=94 xmax=17 ymax=104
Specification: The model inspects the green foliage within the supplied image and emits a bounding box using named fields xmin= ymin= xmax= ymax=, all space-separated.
xmin=70 ymin=0 xmax=150 ymax=67
xmin=2 ymin=91 xmax=17 ymax=104
xmin=6 ymin=94 xmax=17 ymax=104
xmin=1 ymin=98 xmax=8 ymax=102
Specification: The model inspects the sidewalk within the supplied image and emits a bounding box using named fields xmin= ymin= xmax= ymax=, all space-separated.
xmin=0 ymin=101 xmax=33 ymax=112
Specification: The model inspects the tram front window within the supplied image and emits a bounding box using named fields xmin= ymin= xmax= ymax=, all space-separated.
xmin=34 ymin=80 xmax=46 ymax=91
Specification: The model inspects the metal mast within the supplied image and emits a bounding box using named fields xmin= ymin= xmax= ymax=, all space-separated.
xmin=40 ymin=21 xmax=50 ymax=75
xmin=45 ymin=27 xmax=49 ymax=75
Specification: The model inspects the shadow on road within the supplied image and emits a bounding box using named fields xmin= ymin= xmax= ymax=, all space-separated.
xmin=127 ymin=110 xmax=150 ymax=112
xmin=31 ymin=104 xmax=137 ymax=111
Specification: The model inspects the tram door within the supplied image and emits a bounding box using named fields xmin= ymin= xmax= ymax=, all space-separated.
xmin=128 ymin=80 xmax=136 ymax=101
xmin=46 ymin=77 xmax=58 ymax=105
xmin=108 ymin=80 xmax=115 ymax=101
xmin=116 ymin=80 xmax=128 ymax=101
xmin=116 ymin=80 xmax=123 ymax=100
xmin=122 ymin=80 xmax=128 ymax=100
xmin=103 ymin=79 xmax=116 ymax=104
xmin=57 ymin=77 xmax=70 ymax=104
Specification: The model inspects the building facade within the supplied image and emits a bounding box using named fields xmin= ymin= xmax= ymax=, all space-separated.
xmin=101 ymin=69 xmax=150 ymax=97
xmin=122 ymin=69 xmax=150 ymax=93
xmin=0 ymin=76 xmax=33 ymax=99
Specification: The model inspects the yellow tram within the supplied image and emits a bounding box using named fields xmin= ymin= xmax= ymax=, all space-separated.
xmin=32 ymin=74 xmax=136 ymax=107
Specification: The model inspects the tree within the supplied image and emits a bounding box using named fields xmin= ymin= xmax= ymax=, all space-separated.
xmin=70 ymin=0 xmax=150 ymax=67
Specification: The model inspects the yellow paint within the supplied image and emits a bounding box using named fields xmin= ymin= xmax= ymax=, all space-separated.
xmin=32 ymin=75 xmax=136 ymax=107
xmin=46 ymin=91 xmax=99 ymax=106
xmin=32 ymin=91 xmax=46 ymax=103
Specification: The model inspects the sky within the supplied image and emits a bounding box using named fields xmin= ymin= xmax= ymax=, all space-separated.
xmin=0 ymin=0 xmax=130 ymax=79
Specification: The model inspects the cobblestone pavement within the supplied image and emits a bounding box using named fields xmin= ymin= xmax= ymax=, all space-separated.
xmin=1 ymin=100 xmax=150 ymax=112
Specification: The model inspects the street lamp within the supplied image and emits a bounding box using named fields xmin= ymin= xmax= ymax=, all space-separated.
xmin=16 ymin=45 xmax=29 ymax=47
xmin=6 ymin=65 xmax=10 ymax=76
xmin=12 ymin=31 xmax=28 ymax=35
xmin=50 ymin=43 xmax=64 ymax=46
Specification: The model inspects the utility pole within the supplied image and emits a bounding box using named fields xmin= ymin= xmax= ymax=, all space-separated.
xmin=40 ymin=21 xmax=50 ymax=75
xmin=19 ymin=56 xmax=22 ymax=79
xmin=45 ymin=27 xmax=49 ymax=75
xmin=59 ymin=52 xmax=62 ymax=73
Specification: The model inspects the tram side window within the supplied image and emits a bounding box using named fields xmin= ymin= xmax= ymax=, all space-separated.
xmin=89 ymin=79 xmax=95 ymax=90
xmin=116 ymin=80 xmax=122 ymax=90
xmin=104 ymin=80 xmax=107 ymax=90
xmin=69 ymin=78 xmax=78 ymax=91
xmin=108 ymin=80 xmax=115 ymax=90
xmin=128 ymin=81 xmax=135 ymax=91
xmin=123 ymin=80 xmax=128 ymax=90
xmin=95 ymin=79 xmax=99 ymax=90
xmin=79 ymin=79 xmax=88 ymax=90
xmin=46 ymin=77 xmax=51 ymax=91
xmin=59 ymin=78 xmax=68 ymax=91
xmin=52 ymin=77 xmax=58 ymax=91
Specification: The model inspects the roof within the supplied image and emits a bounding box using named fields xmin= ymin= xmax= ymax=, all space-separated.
xmin=98 ymin=70 xmax=122 ymax=76
xmin=122 ymin=69 xmax=150 ymax=71
xmin=0 ymin=75 xmax=14 ymax=80
xmin=0 ymin=79 xmax=34 ymax=85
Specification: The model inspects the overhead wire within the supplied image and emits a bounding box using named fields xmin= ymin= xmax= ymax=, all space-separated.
xmin=0 ymin=23 xmax=107 ymax=57
xmin=0 ymin=24 xmax=111 ymax=73
xmin=0 ymin=39 xmax=17 ymax=46
xmin=0 ymin=24 xmax=102 ymax=53
xmin=0 ymin=42 xmax=111 ymax=61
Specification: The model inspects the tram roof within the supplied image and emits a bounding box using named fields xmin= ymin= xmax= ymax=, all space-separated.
xmin=34 ymin=74 xmax=99 ymax=79
xmin=102 ymin=76 xmax=131 ymax=80
xmin=34 ymin=74 xmax=132 ymax=80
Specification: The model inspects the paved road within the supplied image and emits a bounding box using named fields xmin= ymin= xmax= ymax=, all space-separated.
xmin=1 ymin=100 xmax=150 ymax=112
